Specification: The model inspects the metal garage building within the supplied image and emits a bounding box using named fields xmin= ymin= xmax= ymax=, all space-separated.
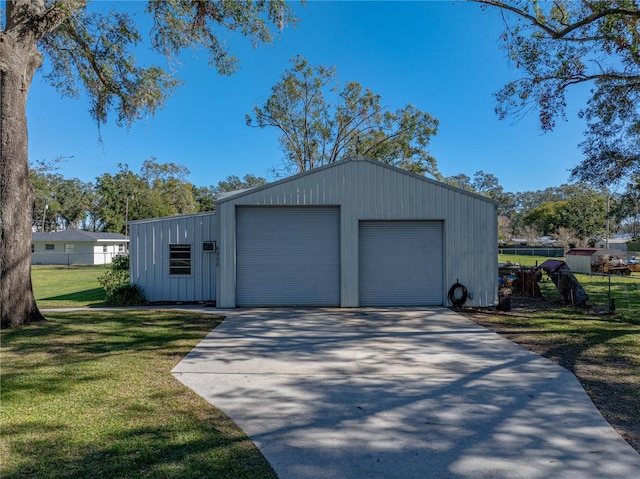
xmin=130 ymin=156 xmax=498 ymax=308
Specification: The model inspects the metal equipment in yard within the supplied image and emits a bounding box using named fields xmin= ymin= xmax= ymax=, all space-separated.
xmin=591 ymin=255 xmax=633 ymax=276
xmin=540 ymin=259 xmax=589 ymax=307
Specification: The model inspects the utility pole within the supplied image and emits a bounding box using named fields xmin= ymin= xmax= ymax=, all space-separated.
xmin=125 ymin=195 xmax=129 ymax=237
xmin=42 ymin=202 xmax=48 ymax=232
xmin=605 ymin=194 xmax=610 ymax=249
xmin=125 ymin=194 xmax=134 ymax=237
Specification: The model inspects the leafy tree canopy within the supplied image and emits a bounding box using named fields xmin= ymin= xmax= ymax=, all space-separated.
xmin=192 ymin=174 xmax=267 ymax=211
xmin=25 ymin=0 xmax=296 ymax=128
xmin=95 ymin=159 xmax=198 ymax=234
xmin=1 ymin=0 xmax=295 ymax=328
xmin=246 ymin=55 xmax=440 ymax=176
xmin=443 ymin=170 xmax=516 ymax=216
xmin=214 ymin=174 xmax=267 ymax=194
xmin=476 ymin=0 xmax=640 ymax=187
xmin=521 ymin=185 xmax=606 ymax=240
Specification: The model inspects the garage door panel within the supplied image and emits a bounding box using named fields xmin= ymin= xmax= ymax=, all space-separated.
xmin=359 ymin=221 xmax=443 ymax=306
xmin=237 ymin=207 xmax=340 ymax=306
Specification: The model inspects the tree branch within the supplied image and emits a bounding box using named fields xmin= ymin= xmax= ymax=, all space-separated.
xmin=63 ymin=22 xmax=118 ymax=97
xmin=35 ymin=0 xmax=86 ymax=38
xmin=5 ymin=0 xmax=85 ymax=39
xmin=476 ymin=0 xmax=640 ymax=39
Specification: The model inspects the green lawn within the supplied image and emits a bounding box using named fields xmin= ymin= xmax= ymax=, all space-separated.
xmin=0 ymin=310 xmax=277 ymax=479
xmin=32 ymin=265 xmax=107 ymax=308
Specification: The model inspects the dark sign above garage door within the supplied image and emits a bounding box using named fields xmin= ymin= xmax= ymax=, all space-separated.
xmin=359 ymin=221 xmax=443 ymax=306
xmin=236 ymin=207 xmax=340 ymax=306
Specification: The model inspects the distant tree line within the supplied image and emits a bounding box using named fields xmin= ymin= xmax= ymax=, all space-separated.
xmin=30 ymin=158 xmax=265 ymax=235
xmin=31 ymin=157 xmax=639 ymax=246
xmin=443 ymin=172 xmax=640 ymax=248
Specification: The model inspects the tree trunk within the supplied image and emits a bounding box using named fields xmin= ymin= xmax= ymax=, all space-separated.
xmin=0 ymin=29 xmax=46 ymax=328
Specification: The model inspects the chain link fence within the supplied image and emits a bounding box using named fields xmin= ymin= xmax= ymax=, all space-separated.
xmin=571 ymin=272 xmax=640 ymax=315
xmin=32 ymin=252 xmax=127 ymax=267
xmin=499 ymin=247 xmax=565 ymax=257
xmin=534 ymin=269 xmax=639 ymax=317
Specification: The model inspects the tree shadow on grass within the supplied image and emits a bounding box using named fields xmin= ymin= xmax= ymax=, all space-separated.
xmin=39 ymin=287 xmax=107 ymax=305
xmin=1 ymin=311 xmax=267 ymax=479
xmin=2 ymin=396 xmax=276 ymax=479
xmin=1 ymin=312 xmax=223 ymax=397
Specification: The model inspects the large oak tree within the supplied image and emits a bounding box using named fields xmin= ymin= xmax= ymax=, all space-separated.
xmin=476 ymin=0 xmax=640 ymax=187
xmin=246 ymin=55 xmax=440 ymax=176
xmin=0 ymin=0 xmax=294 ymax=328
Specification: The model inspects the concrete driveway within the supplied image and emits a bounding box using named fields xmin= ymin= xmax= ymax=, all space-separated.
xmin=172 ymin=308 xmax=640 ymax=479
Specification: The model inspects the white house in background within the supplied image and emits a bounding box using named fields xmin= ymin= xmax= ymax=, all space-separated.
xmin=32 ymin=231 xmax=129 ymax=265
xmin=129 ymin=156 xmax=499 ymax=308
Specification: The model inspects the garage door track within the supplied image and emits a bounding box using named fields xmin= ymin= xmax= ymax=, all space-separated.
xmin=172 ymin=308 xmax=640 ymax=479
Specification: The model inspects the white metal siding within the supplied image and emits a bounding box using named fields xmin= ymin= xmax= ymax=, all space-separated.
xmin=236 ymin=207 xmax=340 ymax=306
xmin=359 ymin=221 xmax=443 ymax=306
xmin=129 ymin=212 xmax=216 ymax=302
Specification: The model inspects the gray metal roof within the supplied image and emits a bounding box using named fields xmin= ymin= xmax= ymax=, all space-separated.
xmin=127 ymin=211 xmax=216 ymax=226
xmin=214 ymin=155 xmax=499 ymax=206
xmin=214 ymin=188 xmax=256 ymax=200
xmin=32 ymin=230 xmax=129 ymax=242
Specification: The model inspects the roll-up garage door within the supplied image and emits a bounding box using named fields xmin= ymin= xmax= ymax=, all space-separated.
xmin=359 ymin=221 xmax=443 ymax=306
xmin=236 ymin=207 xmax=340 ymax=306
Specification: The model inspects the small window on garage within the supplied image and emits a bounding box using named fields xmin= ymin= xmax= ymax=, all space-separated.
xmin=169 ymin=244 xmax=192 ymax=275
xmin=45 ymin=244 xmax=55 ymax=251
xmin=102 ymin=245 xmax=108 ymax=253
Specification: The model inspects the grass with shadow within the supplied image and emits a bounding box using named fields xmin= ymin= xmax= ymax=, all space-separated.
xmin=32 ymin=265 xmax=107 ymax=308
xmin=0 ymin=310 xmax=277 ymax=479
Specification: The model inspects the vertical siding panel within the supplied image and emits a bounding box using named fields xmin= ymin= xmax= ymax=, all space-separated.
xmin=155 ymin=220 xmax=163 ymax=301
xmin=162 ymin=219 xmax=169 ymax=300
xmin=378 ymin=164 xmax=385 ymax=218
xmin=415 ymin=177 xmax=423 ymax=218
xmin=142 ymin=223 xmax=150 ymax=299
xmin=384 ymin=167 xmax=391 ymax=219
xmin=188 ymin=216 xmax=196 ymax=302
xmin=145 ymin=222 xmax=160 ymax=297
xmin=402 ymin=172 xmax=409 ymax=218
xmin=195 ymin=216 xmax=203 ymax=301
xmin=466 ymin=196 xmax=476 ymax=293
xmin=347 ymin=161 xmax=359 ymax=306
xmin=190 ymin=217 xmax=198 ymax=301
xmin=341 ymin=162 xmax=355 ymax=306
xmin=400 ymin=174 xmax=407 ymax=218
xmin=158 ymin=220 xmax=166 ymax=301
xmin=195 ymin=217 xmax=203 ymax=300
xmin=146 ymin=223 xmax=153 ymax=300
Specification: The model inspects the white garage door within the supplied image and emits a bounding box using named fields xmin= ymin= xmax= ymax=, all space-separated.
xmin=359 ymin=221 xmax=443 ymax=306
xmin=236 ymin=207 xmax=340 ymax=306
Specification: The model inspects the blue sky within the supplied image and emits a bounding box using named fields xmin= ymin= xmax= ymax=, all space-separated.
xmin=27 ymin=1 xmax=590 ymax=193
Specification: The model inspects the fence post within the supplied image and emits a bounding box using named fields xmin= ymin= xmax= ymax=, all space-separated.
xmin=608 ymin=275 xmax=613 ymax=313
